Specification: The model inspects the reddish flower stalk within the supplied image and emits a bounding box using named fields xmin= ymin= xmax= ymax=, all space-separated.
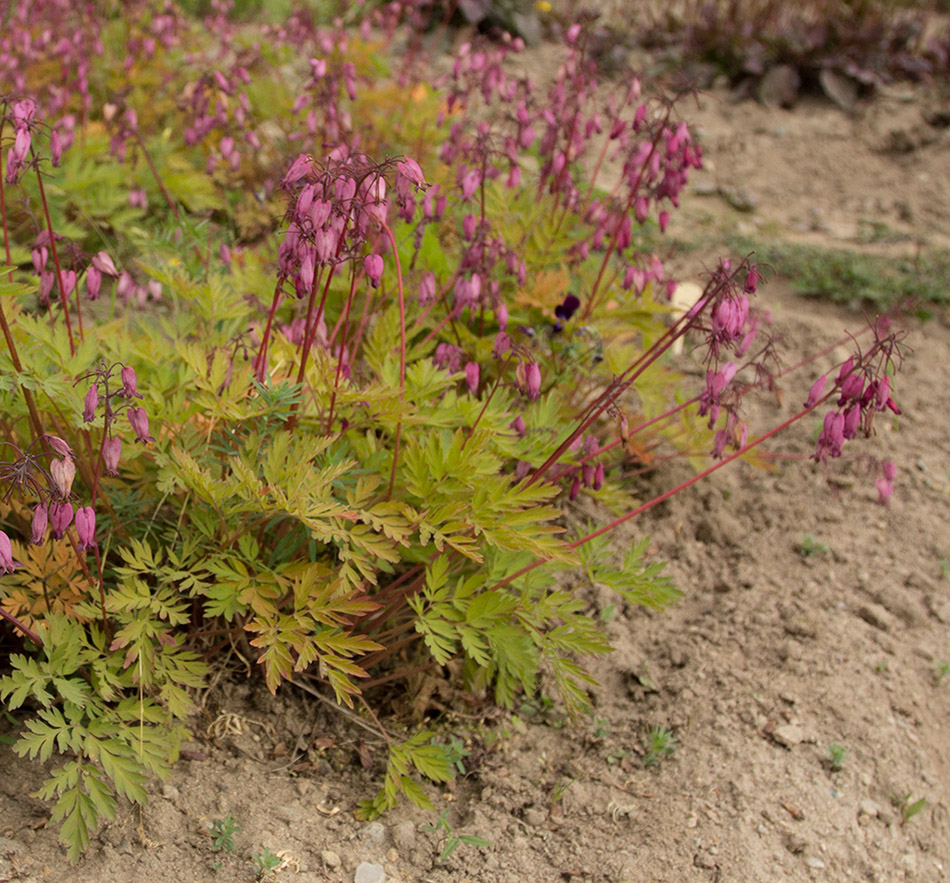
xmin=382 ymin=222 xmax=407 ymax=501
xmin=253 ymin=274 xmax=289 ymax=382
xmin=0 ymin=606 xmax=42 ymax=646
xmin=491 ymin=396 xmax=828 ymax=594
xmin=32 ymin=158 xmax=77 ymax=354
xmin=326 ymin=265 xmax=361 ymax=434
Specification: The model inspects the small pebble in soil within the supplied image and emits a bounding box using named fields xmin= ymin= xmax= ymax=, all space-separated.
xmin=321 ymin=849 xmax=342 ymax=869
xmin=391 ymin=820 xmax=415 ymax=852
xmin=359 ymin=821 xmax=387 ymax=850
xmin=772 ymin=725 xmax=804 ymax=748
xmin=354 ymin=861 xmax=386 ymax=883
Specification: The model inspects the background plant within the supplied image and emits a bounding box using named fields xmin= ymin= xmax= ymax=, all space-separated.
xmin=0 ymin=0 xmax=907 ymax=859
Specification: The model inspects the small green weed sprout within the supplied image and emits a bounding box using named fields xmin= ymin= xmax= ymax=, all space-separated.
xmin=442 ymin=735 xmax=471 ymax=775
xmin=210 ymin=814 xmax=241 ymax=852
xmin=252 ymin=847 xmax=283 ymax=881
xmin=827 ymin=744 xmax=847 ymax=771
xmin=935 ymin=662 xmax=950 ymax=685
xmin=797 ymin=535 xmax=829 ymax=557
xmin=551 ymin=778 xmax=575 ymax=804
xmin=421 ymin=809 xmax=492 ymax=864
xmin=895 ymin=793 xmax=927 ymax=825
xmin=643 ymin=726 xmax=677 ymax=767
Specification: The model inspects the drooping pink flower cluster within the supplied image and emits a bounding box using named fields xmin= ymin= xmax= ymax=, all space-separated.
xmin=813 ymin=321 xmax=903 ymax=465
xmin=4 ymin=99 xmax=36 ymax=184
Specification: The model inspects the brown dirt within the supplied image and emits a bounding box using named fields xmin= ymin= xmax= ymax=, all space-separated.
xmin=3 ymin=54 xmax=950 ymax=883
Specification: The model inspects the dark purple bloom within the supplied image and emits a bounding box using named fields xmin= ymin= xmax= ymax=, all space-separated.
xmin=554 ymin=295 xmax=580 ymax=323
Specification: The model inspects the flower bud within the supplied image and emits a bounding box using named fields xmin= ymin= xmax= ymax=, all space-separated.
xmin=50 ymin=457 xmax=76 ymax=498
xmin=45 ymin=435 xmax=74 ymax=458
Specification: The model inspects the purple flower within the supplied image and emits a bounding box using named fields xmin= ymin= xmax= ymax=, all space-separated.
xmin=102 ymin=437 xmax=122 ymax=475
xmin=510 ymin=415 xmax=526 ymax=437
xmin=804 ymin=374 xmax=826 ymax=408
xmin=120 ymin=366 xmax=142 ymax=398
xmin=465 ymin=361 xmax=480 ymax=395
xmin=0 ymin=531 xmax=18 ymax=574
xmin=75 ymin=507 xmax=96 ymax=550
xmin=418 ymin=273 xmax=437 ymax=305
xmin=30 ymin=504 xmax=48 ymax=545
xmin=86 ymin=266 xmax=102 ymax=300
xmin=525 ymin=362 xmax=542 ymax=400
xmin=83 ymin=384 xmax=99 ymax=422
xmin=129 ymin=408 xmax=154 ymax=444
xmin=554 ymin=295 xmax=580 ymax=322
xmin=45 ymin=435 xmax=74 ymax=459
xmin=459 ymin=169 xmax=481 ymax=201
xmin=814 ymin=410 xmax=846 ymax=463
xmin=91 ymin=251 xmax=119 ymax=277
xmin=282 ymin=154 xmax=313 ymax=187
xmin=49 ymin=502 xmax=73 ymax=540
xmin=364 ymin=254 xmax=384 ymax=287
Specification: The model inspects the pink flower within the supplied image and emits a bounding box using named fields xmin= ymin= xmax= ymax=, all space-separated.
xmin=805 ymin=374 xmax=826 ymax=408
xmin=0 ymin=530 xmax=18 ymax=574
xmin=459 ymin=169 xmax=480 ymax=201
xmin=45 ymin=435 xmax=74 ymax=459
xmin=91 ymin=252 xmax=118 ymax=276
xmin=86 ymin=266 xmax=102 ymax=300
xmin=30 ymin=504 xmax=48 ymax=545
xmin=525 ymin=362 xmax=542 ymax=400
xmin=120 ymin=365 xmax=141 ymax=398
xmin=75 ymin=507 xmax=96 ymax=550
xmin=102 ymin=437 xmax=122 ymax=475
xmin=50 ymin=130 xmax=63 ymax=167
xmin=418 ymin=273 xmax=436 ymax=305
xmin=83 ymin=385 xmax=99 ymax=422
xmin=129 ymin=407 xmax=154 ymax=444
xmin=465 ymin=361 xmax=480 ymax=395
xmin=364 ymin=254 xmax=384 ymax=287
xmin=49 ymin=502 xmax=74 ymax=540
xmin=510 ymin=415 xmax=526 ymax=437
xmin=282 ymin=154 xmax=313 ymax=187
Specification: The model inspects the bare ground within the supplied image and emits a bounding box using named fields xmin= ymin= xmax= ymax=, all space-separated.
xmin=3 ymin=59 xmax=950 ymax=883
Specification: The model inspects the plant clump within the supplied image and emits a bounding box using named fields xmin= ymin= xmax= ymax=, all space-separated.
xmin=0 ymin=0 xmax=907 ymax=860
